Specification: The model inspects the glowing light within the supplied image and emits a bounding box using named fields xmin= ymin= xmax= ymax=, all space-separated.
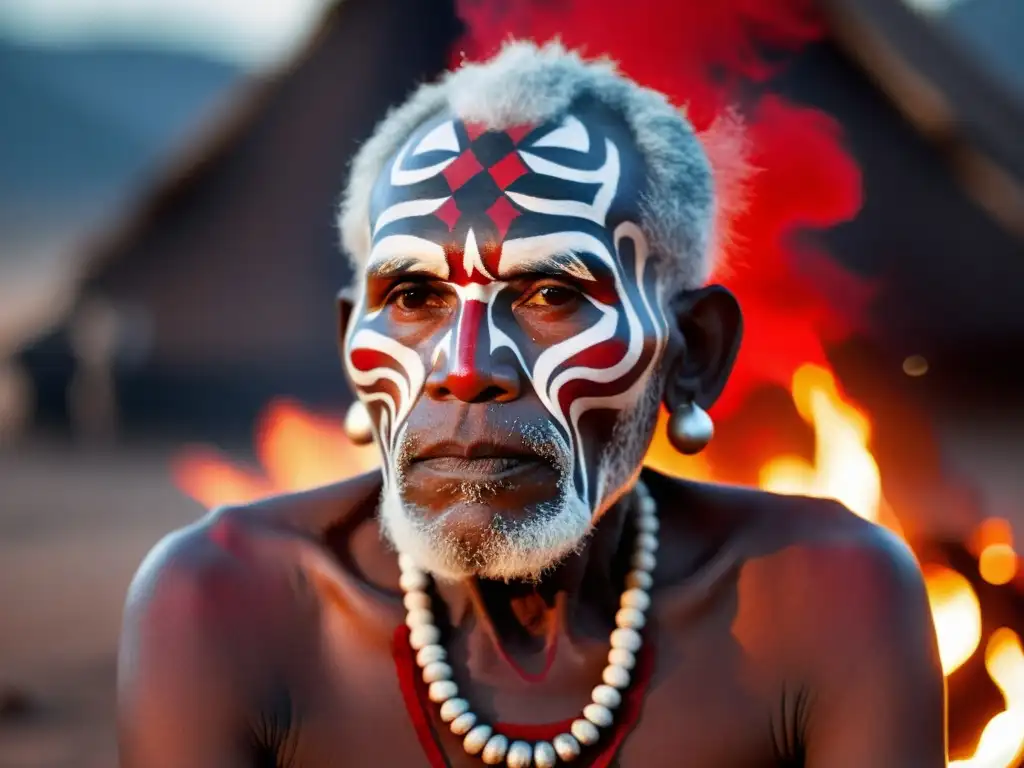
xmin=172 ymin=398 xmax=378 ymax=508
xmin=924 ymin=565 xmax=982 ymax=676
xmin=975 ymin=517 xmax=1015 ymax=550
xmin=979 ymin=544 xmax=1018 ymax=586
xmin=950 ymin=629 xmax=1024 ymax=768
xmin=759 ymin=364 xmax=881 ymax=523
xmin=903 ymin=355 xmax=929 ymax=376
xmin=974 ymin=520 xmax=1015 ymax=548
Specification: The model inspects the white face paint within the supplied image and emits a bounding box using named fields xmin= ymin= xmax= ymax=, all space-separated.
xmin=345 ymin=108 xmax=668 ymax=580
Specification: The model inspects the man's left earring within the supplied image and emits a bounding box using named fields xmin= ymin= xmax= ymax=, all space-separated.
xmin=668 ymin=401 xmax=714 ymax=455
xmin=344 ymin=401 xmax=374 ymax=445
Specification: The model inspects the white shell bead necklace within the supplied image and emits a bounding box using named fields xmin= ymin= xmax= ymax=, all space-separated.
xmin=399 ymin=481 xmax=659 ymax=767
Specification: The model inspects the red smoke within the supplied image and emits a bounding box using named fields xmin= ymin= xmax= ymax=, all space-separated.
xmin=452 ymin=0 xmax=875 ymax=417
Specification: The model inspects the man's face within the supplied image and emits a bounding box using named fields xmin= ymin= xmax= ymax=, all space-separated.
xmin=344 ymin=99 xmax=668 ymax=580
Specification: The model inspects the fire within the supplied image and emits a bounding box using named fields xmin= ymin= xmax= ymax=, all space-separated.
xmin=759 ymin=364 xmax=880 ymax=523
xmin=174 ymin=364 xmax=1022 ymax=763
xmin=950 ymin=628 xmax=1024 ymax=767
xmin=981 ymin=544 xmax=1019 ymax=587
xmin=925 ymin=564 xmax=982 ymax=677
xmin=172 ymin=398 xmax=378 ymax=508
xmin=973 ymin=518 xmax=1020 ymax=587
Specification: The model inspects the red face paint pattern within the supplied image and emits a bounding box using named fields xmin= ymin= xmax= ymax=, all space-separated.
xmin=347 ymin=113 xmax=668 ymax=507
xmin=451 ymin=0 xmax=875 ymax=421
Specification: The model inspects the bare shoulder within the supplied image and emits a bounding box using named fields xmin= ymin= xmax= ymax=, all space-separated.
xmin=664 ymin=474 xmax=922 ymax=585
xmin=122 ymin=469 xmax=383 ymax=653
xmin=650 ymin=472 xmax=945 ymax=762
xmin=116 ymin=471 xmax=387 ymax=762
xmin=734 ymin=485 xmax=929 ymax=637
xmin=650 ymin=472 xmax=934 ymax=656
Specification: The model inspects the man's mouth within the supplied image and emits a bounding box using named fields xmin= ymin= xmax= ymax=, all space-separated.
xmin=401 ymin=436 xmax=563 ymax=510
xmin=406 ymin=439 xmax=557 ymax=481
xmin=411 ymin=455 xmax=543 ymax=480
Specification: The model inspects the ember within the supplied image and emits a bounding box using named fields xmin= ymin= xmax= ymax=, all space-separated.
xmin=976 ymin=518 xmax=1021 ymax=587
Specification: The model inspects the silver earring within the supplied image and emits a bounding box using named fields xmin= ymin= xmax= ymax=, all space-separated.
xmin=668 ymin=401 xmax=714 ymax=455
xmin=343 ymin=400 xmax=374 ymax=445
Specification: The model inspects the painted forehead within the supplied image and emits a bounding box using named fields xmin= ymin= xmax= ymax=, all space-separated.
xmin=366 ymin=98 xmax=646 ymax=279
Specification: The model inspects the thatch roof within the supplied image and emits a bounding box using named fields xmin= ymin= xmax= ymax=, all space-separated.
xmin=19 ymin=0 xmax=461 ymax=436
xmin=19 ymin=0 xmax=1023 ymax=438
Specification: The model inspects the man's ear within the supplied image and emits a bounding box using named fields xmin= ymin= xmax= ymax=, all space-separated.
xmin=336 ymin=286 xmax=355 ymax=355
xmin=663 ymin=284 xmax=743 ymax=412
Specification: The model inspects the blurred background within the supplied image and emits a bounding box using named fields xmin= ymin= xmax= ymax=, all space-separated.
xmin=1 ymin=0 xmax=1022 ymax=765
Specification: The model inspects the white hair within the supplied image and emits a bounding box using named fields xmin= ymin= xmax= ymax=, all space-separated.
xmin=338 ymin=40 xmax=723 ymax=295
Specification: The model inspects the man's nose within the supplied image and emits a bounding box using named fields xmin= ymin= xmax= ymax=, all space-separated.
xmin=424 ymin=299 xmax=522 ymax=403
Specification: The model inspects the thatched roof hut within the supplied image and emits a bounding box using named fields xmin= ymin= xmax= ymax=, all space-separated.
xmin=18 ymin=0 xmax=1022 ymax=441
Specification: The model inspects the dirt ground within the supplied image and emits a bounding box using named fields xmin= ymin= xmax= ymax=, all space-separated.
xmin=0 ymin=442 xmax=204 ymax=768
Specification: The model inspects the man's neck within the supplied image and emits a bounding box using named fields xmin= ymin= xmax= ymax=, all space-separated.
xmin=430 ymin=491 xmax=637 ymax=679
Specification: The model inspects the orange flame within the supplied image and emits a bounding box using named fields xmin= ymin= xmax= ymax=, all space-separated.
xmin=174 ymin=365 xmax=1020 ymax=762
xmin=759 ymin=364 xmax=880 ymax=523
xmin=925 ymin=564 xmax=982 ymax=677
xmin=981 ymin=544 xmax=1019 ymax=587
xmin=172 ymin=398 xmax=378 ymax=508
xmin=950 ymin=628 xmax=1024 ymax=767
xmin=971 ymin=519 xmax=1020 ymax=587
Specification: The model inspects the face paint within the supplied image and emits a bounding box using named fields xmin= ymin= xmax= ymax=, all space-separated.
xmin=345 ymin=102 xmax=668 ymax=571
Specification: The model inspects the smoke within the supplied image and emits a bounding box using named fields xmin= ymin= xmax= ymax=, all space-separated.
xmin=452 ymin=0 xmax=876 ymax=418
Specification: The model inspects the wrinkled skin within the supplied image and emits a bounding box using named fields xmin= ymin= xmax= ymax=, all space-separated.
xmin=117 ymin=101 xmax=947 ymax=767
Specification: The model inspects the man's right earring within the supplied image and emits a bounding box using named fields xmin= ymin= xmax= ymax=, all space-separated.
xmin=343 ymin=400 xmax=374 ymax=445
xmin=668 ymin=401 xmax=714 ymax=455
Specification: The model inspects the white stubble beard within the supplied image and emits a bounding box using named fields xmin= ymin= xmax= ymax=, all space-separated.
xmin=594 ymin=373 xmax=663 ymax=509
xmin=378 ymin=420 xmax=594 ymax=583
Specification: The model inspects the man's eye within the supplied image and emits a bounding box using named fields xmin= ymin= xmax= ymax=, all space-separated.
xmin=524 ymin=285 xmax=580 ymax=308
xmin=391 ymin=285 xmax=443 ymax=311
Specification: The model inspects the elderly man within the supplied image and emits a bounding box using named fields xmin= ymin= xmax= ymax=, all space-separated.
xmin=117 ymin=42 xmax=946 ymax=767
